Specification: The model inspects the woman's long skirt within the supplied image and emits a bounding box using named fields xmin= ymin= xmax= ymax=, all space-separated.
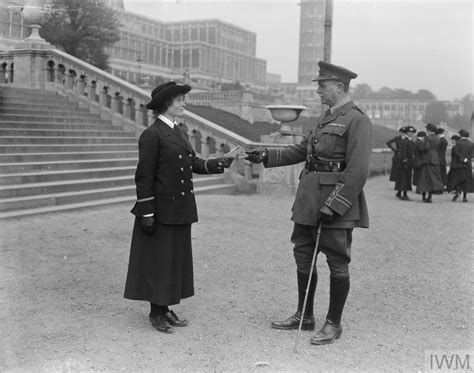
xmin=124 ymin=221 xmax=194 ymax=306
xmin=416 ymin=164 xmax=444 ymax=193
xmin=447 ymin=168 xmax=472 ymax=193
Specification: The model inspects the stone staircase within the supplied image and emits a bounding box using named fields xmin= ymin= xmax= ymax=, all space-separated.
xmin=0 ymin=86 xmax=236 ymax=219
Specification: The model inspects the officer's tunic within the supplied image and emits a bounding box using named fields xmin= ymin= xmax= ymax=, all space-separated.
xmin=264 ymin=101 xmax=372 ymax=264
xmin=124 ymin=119 xmax=223 ymax=305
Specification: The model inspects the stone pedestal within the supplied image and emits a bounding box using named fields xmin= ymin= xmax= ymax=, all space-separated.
xmin=257 ymin=132 xmax=305 ymax=195
xmin=10 ymin=46 xmax=52 ymax=89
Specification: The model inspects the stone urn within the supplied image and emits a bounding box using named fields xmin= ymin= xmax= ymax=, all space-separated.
xmin=265 ymin=104 xmax=307 ymax=135
xmin=21 ymin=0 xmax=50 ymax=42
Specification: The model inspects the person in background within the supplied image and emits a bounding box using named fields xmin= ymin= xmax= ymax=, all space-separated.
xmin=416 ymin=123 xmax=444 ymax=202
xmin=413 ymin=131 xmax=427 ymax=188
xmin=124 ymin=82 xmax=234 ymax=334
xmin=386 ymin=126 xmax=416 ymax=200
xmin=436 ymin=127 xmax=448 ymax=190
xmin=447 ymin=130 xmax=473 ymax=202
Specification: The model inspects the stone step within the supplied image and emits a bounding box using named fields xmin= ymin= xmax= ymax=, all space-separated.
xmin=0 ymin=144 xmax=137 ymax=153
xmin=0 ymin=175 xmax=228 ymax=207
xmin=0 ymin=175 xmax=135 ymax=198
xmin=0 ymin=128 xmax=136 ymax=138
xmin=0 ymin=86 xmax=60 ymax=96
xmin=0 ymin=151 xmax=137 ymax=163
xmin=0 ymin=96 xmax=70 ymax=105
xmin=0 ymin=166 xmax=136 ymax=185
xmin=0 ymin=107 xmax=103 ymax=118
xmin=0 ymin=158 xmax=137 ymax=173
xmin=0 ymin=121 xmax=123 ymax=131
xmin=0 ymin=102 xmax=82 ymax=111
xmin=0 ymin=114 xmax=112 ymax=124
xmin=0 ymin=136 xmax=137 ymax=145
xmin=0 ymin=183 xmax=237 ymax=219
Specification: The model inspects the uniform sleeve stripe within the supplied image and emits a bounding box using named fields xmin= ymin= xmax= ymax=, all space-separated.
xmin=137 ymin=196 xmax=154 ymax=202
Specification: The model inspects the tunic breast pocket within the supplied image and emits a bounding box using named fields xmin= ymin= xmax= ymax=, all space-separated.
xmin=314 ymin=126 xmax=347 ymax=158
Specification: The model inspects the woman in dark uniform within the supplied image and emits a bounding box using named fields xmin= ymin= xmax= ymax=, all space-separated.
xmin=447 ymin=130 xmax=473 ymax=202
xmin=386 ymin=126 xmax=416 ymax=200
xmin=416 ymin=123 xmax=444 ymax=202
xmin=413 ymin=131 xmax=427 ymax=188
xmin=124 ymin=82 xmax=234 ymax=333
xmin=436 ymin=127 xmax=448 ymax=188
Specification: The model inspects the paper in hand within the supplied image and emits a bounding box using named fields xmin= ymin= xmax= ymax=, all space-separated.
xmin=224 ymin=145 xmax=246 ymax=157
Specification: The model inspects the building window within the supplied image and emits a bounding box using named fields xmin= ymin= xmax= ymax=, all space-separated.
xmin=199 ymin=27 xmax=207 ymax=42
xmin=191 ymin=28 xmax=198 ymax=41
xmin=192 ymin=49 xmax=200 ymax=68
xmin=173 ymin=28 xmax=181 ymax=42
xmin=208 ymin=27 xmax=216 ymax=44
xmin=183 ymin=49 xmax=190 ymax=68
xmin=182 ymin=27 xmax=190 ymax=42
xmin=173 ymin=50 xmax=181 ymax=68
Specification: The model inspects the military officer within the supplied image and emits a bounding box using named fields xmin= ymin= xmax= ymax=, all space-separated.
xmin=246 ymin=61 xmax=372 ymax=345
xmin=124 ymin=82 xmax=234 ymax=334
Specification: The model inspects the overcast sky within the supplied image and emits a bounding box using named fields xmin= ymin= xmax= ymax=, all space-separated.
xmin=123 ymin=0 xmax=473 ymax=101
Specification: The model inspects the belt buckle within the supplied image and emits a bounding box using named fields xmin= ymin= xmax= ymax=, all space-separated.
xmin=330 ymin=161 xmax=340 ymax=172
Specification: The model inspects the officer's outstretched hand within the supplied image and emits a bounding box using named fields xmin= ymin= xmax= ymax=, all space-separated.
xmin=245 ymin=148 xmax=268 ymax=164
xmin=141 ymin=216 xmax=155 ymax=234
xmin=320 ymin=205 xmax=335 ymax=224
xmin=217 ymin=157 xmax=234 ymax=168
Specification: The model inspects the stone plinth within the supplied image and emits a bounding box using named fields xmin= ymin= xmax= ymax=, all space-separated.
xmin=258 ymin=132 xmax=305 ymax=195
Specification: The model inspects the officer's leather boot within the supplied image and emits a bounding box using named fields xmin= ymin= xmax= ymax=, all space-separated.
xmin=310 ymin=319 xmax=342 ymax=345
xmin=271 ymin=271 xmax=316 ymax=330
xmin=311 ymin=276 xmax=349 ymax=344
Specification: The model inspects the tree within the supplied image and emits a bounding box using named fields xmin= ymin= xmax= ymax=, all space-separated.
xmin=352 ymin=83 xmax=373 ymax=99
xmin=41 ymin=0 xmax=121 ymax=70
xmin=424 ymin=101 xmax=448 ymax=124
xmin=413 ymin=89 xmax=436 ymax=100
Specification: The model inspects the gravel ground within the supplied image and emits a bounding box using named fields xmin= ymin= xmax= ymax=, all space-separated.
xmin=0 ymin=176 xmax=472 ymax=373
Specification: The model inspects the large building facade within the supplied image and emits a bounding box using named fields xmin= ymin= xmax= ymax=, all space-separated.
xmin=108 ymin=10 xmax=267 ymax=90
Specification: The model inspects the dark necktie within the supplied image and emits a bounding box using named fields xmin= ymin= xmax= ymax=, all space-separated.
xmin=173 ymin=124 xmax=182 ymax=138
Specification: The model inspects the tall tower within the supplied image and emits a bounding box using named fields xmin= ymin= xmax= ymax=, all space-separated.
xmin=297 ymin=0 xmax=333 ymax=84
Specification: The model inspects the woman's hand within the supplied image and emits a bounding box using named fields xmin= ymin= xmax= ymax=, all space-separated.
xmin=141 ymin=216 xmax=155 ymax=234
xmin=217 ymin=157 xmax=234 ymax=168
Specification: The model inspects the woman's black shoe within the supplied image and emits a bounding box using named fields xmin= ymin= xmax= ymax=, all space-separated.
xmin=149 ymin=314 xmax=174 ymax=333
xmin=164 ymin=310 xmax=189 ymax=327
xmin=452 ymin=194 xmax=459 ymax=202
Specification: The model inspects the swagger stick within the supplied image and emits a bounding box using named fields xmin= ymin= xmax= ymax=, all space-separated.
xmin=293 ymin=223 xmax=322 ymax=353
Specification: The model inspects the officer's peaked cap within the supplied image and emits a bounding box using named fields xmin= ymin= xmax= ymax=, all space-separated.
xmin=312 ymin=61 xmax=358 ymax=85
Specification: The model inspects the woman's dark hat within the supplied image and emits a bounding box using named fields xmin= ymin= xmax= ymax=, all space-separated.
xmin=459 ymin=129 xmax=470 ymax=137
xmin=417 ymin=131 xmax=426 ymax=137
xmin=146 ymin=82 xmax=191 ymax=110
xmin=312 ymin=61 xmax=357 ymax=85
xmin=398 ymin=126 xmax=406 ymax=133
xmin=435 ymin=127 xmax=445 ymax=134
xmin=425 ymin=123 xmax=438 ymax=132
xmin=451 ymin=134 xmax=461 ymax=141
xmin=406 ymin=126 xmax=416 ymax=133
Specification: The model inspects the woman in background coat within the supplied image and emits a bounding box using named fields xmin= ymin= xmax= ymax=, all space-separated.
xmin=412 ymin=131 xmax=427 ymax=187
xmin=386 ymin=126 xmax=416 ymax=200
xmin=416 ymin=123 xmax=444 ymax=202
xmin=124 ymin=82 xmax=234 ymax=333
xmin=436 ymin=127 xmax=448 ymax=189
xmin=447 ymin=130 xmax=473 ymax=202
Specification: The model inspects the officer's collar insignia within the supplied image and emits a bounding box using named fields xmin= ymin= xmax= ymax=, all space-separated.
xmin=329 ymin=123 xmax=346 ymax=127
